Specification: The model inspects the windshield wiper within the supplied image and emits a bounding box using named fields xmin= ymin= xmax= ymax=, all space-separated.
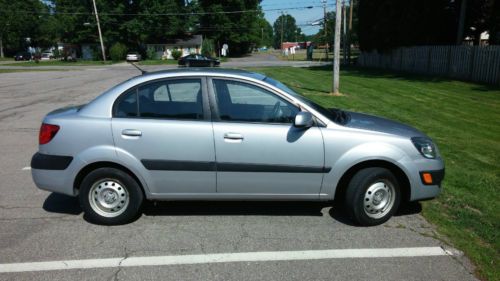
xmin=329 ymin=108 xmax=350 ymax=124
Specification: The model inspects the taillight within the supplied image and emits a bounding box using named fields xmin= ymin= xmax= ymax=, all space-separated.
xmin=39 ymin=123 xmax=60 ymax=145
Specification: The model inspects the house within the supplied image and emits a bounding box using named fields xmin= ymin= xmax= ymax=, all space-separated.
xmin=146 ymin=35 xmax=203 ymax=59
xmin=281 ymin=41 xmax=312 ymax=50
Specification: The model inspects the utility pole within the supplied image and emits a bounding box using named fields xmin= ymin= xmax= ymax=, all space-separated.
xmin=332 ymin=0 xmax=342 ymax=95
xmin=347 ymin=0 xmax=353 ymax=65
xmin=92 ymin=0 xmax=106 ymax=62
xmin=342 ymin=1 xmax=347 ymax=64
xmin=456 ymin=0 xmax=467 ymax=45
xmin=280 ymin=11 xmax=284 ymax=51
xmin=261 ymin=27 xmax=264 ymax=47
xmin=322 ymin=0 xmax=328 ymax=60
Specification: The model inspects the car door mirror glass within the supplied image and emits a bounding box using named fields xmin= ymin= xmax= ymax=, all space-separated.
xmin=294 ymin=111 xmax=313 ymax=128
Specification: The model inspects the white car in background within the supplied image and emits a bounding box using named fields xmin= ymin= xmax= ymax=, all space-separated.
xmin=40 ymin=52 xmax=54 ymax=61
xmin=126 ymin=52 xmax=142 ymax=62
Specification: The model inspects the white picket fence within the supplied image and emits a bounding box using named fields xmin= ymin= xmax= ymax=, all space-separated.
xmin=357 ymin=45 xmax=500 ymax=85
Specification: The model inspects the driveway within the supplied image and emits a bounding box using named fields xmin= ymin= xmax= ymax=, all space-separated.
xmin=0 ymin=69 xmax=476 ymax=281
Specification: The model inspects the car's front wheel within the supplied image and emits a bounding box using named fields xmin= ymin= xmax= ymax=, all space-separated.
xmin=345 ymin=167 xmax=401 ymax=226
xmin=79 ymin=167 xmax=144 ymax=225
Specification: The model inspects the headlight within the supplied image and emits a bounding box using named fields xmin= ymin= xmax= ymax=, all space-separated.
xmin=411 ymin=137 xmax=437 ymax=159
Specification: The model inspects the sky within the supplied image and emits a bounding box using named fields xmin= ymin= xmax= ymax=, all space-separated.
xmin=261 ymin=0 xmax=335 ymax=35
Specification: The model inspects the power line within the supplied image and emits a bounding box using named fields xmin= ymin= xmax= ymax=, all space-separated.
xmin=13 ymin=4 xmax=334 ymax=17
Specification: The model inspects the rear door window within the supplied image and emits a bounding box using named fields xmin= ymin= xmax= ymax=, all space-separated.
xmin=114 ymin=79 xmax=204 ymax=120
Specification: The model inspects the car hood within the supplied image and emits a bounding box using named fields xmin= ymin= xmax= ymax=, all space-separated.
xmin=343 ymin=111 xmax=426 ymax=138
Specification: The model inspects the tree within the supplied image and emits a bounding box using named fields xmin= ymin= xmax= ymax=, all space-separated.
xmin=272 ymin=14 xmax=304 ymax=49
xmin=0 ymin=0 xmax=49 ymax=57
xmin=460 ymin=0 xmax=496 ymax=45
xmin=257 ymin=15 xmax=273 ymax=48
xmin=490 ymin=0 xmax=500 ymax=44
xmin=358 ymin=0 xmax=458 ymax=51
xmin=313 ymin=11 xmax=335 ymax=48
xmin=197 ymin=0 xmax=262 ymax=56
xmin=120 ymin=0 xmax=190 ymax=47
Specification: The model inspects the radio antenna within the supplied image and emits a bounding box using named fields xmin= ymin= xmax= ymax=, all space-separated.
xmin=129 ymin=62 xmax=147 ymax=75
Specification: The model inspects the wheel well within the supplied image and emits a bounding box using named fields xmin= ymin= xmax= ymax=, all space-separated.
xmin=74 ymin=162 xmax=145 ymax=195
xmin=333 ymin=160 xmax=411 ymax=204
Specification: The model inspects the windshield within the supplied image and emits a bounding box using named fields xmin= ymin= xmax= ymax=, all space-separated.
xmin=263 ymin=77 xmax=349 ymax=125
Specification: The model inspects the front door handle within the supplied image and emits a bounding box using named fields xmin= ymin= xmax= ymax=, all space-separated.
xmin=224 ymin=133 xmax=244 ymax=141
xmin=122 ymin=129 xmax=142 ymax=137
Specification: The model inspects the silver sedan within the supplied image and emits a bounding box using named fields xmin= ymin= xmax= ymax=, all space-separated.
xmin=31 ymin=69 xmax=444 ymax=225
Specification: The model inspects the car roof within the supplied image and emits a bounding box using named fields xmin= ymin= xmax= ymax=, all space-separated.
xmin=141 ymin=68 xmax=266 ymax=81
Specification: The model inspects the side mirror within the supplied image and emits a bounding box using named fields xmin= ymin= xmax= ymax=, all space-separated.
xmin=294 ymin=111 xmax=314 ymax=128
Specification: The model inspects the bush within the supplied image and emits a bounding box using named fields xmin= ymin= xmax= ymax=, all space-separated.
xmin=171 ymin=49 xmax=182 ymax=60
xmin=146 ymin=47 xmax=157 ymax=60
xmin=109 ymin=43 xmax=127 ymax=61
xmin=201 ymin=39 xmax=214 ymax=57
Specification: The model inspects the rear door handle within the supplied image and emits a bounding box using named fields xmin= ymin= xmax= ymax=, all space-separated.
xmin=224 ymin=133 xmax=244 ymax=141
xmin=122 ymin=129 xmax=142 ymax=137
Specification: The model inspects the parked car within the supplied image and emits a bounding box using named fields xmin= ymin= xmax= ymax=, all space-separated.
xmin=31 ymin=69 xmax=444 ymax=226
xmin=126 ymin=52 xmax=142 ymax=62
xmin=40 ymin=52 xmax=53 ymax=61
xmin=14 ymin=52 xmax=32 ymax=61
xmin=178 ymin=54 xmax=220 ymax=67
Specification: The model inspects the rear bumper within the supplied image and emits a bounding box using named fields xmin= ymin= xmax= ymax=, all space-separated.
xmin=31 ymin=153 xmax=73 ymax=170
xmin=31 ymin=153 xmax=79 ymax=196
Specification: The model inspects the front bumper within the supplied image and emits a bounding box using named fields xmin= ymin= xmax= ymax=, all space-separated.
xmin=400 ymin=156 xmax=444 ymax=201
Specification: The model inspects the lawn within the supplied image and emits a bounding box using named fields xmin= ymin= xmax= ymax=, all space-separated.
xmin=138 ymin=59 xmax=178 ymax=65
xmin=2 ymin=60 xmax=117 ymax=66
xmin=0 ymin=69 xmax=70 ymax=73
xmin=250 ymin=66 xmax=499 ymax=281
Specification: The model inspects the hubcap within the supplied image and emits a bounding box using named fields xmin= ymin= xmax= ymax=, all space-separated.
xmin=89 ymin=179 xmax=129 ymax=218
xmin=363 ymin=181 xmax=395 ymax=219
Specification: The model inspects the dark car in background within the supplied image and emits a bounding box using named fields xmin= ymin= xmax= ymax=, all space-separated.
xmin=178 ymin=54 xmax=220 ymax=67
xmin=14 ymin=52 xmax=33 ymax=61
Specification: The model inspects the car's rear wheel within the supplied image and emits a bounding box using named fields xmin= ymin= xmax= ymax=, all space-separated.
xmin=79 ymin=167 xmax=143 ymax=225
xmin=345 ymin=167 xmax=401 ymax=226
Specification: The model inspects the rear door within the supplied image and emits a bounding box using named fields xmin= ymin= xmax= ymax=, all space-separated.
xmin=111 ymin=77 xmax=216 ymax=195
xmin=209 ymin=78 xmax=326 ymax=198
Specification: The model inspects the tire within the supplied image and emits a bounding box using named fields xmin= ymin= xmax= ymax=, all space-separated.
xmin=210 ymin=62 xmax=214 ymax=67
xmin=345 ymin=167 xmax=401 ymax=226
xmin=79 ymin=167 xmax=144 ymax=225
xmin=186 ymin=61 xmax=190 ymax=67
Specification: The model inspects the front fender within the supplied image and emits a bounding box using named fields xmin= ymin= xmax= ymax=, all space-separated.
xmin=320 ymin=142 xmax=412 ymax=199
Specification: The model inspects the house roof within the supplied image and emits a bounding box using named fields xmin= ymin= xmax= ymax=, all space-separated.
xmin=148 ymin=35 xmax=202 ymax=46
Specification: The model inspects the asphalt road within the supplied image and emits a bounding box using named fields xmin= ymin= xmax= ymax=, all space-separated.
xmin=0 ymin=67 xmax=477 ymax=280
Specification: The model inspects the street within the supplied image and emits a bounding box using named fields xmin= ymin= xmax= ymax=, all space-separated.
xmin=0 ymin=67 xmax=477 ymax=281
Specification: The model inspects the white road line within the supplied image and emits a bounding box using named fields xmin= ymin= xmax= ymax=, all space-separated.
xmin=21 ymin=167 xmax=31 ymax=171
xmin=0 ymin=247 xmax=450 ymax=273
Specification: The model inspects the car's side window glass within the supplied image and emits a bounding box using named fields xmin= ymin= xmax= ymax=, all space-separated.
xmin=213 ymin=79 xmax=299 ymax=123
xmin=115 ymin=89 xmax=138 ymax=117
xmin=137 ymin=79 xmax=203 ymax=120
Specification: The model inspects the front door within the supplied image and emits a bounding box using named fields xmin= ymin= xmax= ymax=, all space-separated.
xmin=209 ymin=78 xmax=325 ymax=197
xmin=111 ymin=77 xmax=216 ymax=195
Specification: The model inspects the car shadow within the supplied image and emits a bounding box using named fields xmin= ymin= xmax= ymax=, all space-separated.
xmin=42 ymin=193 xmax=422 ymax=226
xmin=142 ymin=201 xmax=329 ymax=217
xmin=43 ymin=193 xmax=82 ymax=215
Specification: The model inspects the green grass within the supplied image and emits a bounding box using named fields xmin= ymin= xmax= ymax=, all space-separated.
xmin=2 ymin=60 xmax=117 ymax=66
xmin=138 ymin=59 xmax=178 ymax=65
xmin=0 ymin=57 xmax=14 ymax=61
xmin=250 ymin=66 xmax=499 ymax=281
